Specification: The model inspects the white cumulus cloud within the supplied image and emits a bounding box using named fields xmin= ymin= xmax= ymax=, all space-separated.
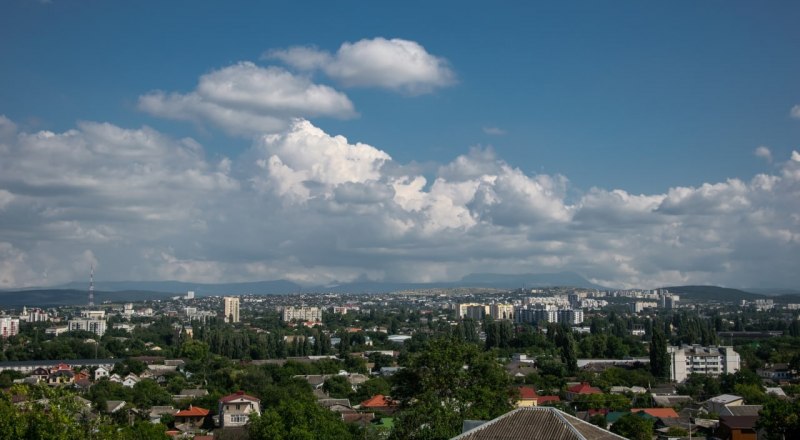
xmin=267 ymin=38 xmax=456 ymax=94
xmin=139 ymin=62 xmax=355 ymax=136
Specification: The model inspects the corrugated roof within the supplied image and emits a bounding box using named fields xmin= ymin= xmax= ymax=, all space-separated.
xmin=452 ymin=406 xmax=629 ymax=440
xmin=720 ymin=405 xmax=762 ymax=417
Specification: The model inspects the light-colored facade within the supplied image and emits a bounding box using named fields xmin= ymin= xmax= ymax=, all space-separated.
xmin=490 ymin=304 xmax=514 ymax=320
xmin=669 ymin=345 xmax=740 ymax=382
xmin=282 ymin=306 xmax=322 ymax=322
xmin=219 ymin=392 xmax=261 ymax=428
xmin=67 ymin=318 xmax=107 ymax=336
xmin=223 ymin=297 xmax=240 ymax=323
xmin=81 ymin=310 xmax=105 ymax=319
xmin=20 ymin=307 xmax=49 ymax=323
xmin=0 ymin=317 xmax=19 ymax=338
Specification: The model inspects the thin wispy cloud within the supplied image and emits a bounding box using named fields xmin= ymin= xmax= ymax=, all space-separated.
xmin=755 ymin=146 xmax=773 ymax=163
xmin=482 ymin=126 xmax=507 ymax=136
xmin=791 ymin=105 xmax=800 ymax=119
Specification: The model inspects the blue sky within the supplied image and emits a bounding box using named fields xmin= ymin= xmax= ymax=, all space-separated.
xmin=0 ymin=1 xmax=799 ymax=289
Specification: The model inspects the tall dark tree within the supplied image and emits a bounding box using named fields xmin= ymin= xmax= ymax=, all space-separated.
xmin=650 ymin=323 xmax=670 ymax=380
xmin=555 ymin=325 xmax=578 ymax=374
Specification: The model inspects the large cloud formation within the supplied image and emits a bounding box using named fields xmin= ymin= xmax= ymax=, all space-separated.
xmin=0 ymin=112 xmax=798 ymax=289
xmin=1 ymin=38 xmax=798 ymax=289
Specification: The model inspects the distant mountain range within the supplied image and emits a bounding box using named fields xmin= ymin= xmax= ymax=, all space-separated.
xmin=1 ymin=273 xmax=797 ymax=307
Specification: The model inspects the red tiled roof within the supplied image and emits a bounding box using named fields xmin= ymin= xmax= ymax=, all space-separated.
xmin=175 ymin=405 xmax=209 ymax=417
xmin=537 ymin=395 xmax=561 ymax=404
xmin=567 ymin=382 xmax=602 ymax=394
xmin=360 ymin=394 xmax=396 ymax=408
xmin=517 ymin=386 xmax=538 ymax=400
xmin=631 ymin=408 xmax=679 ymax=418
xmin=220 ymin=390 xmax=260 ymax=403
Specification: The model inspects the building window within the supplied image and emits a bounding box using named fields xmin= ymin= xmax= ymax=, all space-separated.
xmin=230 ymin=414 xmax=248 ymax=424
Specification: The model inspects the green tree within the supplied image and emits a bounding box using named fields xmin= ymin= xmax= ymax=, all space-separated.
xmin=610 ymin=413 xmax=654 ymax=440
xmin=322 ymin=375 xmax=351 ymax=398
xmin=555 ymin=325 xmax=578 ymax=374
xmin=756 ymin=397 xmax=800 ymax=440
xmin=391 ymin=337 xmax=512 ymax=440
xmin=649 ymin=325 xmax=670 ymax=380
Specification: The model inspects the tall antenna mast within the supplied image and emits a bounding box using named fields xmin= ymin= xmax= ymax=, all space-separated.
xmin=88 ymin=265 xmax=95 ymax=307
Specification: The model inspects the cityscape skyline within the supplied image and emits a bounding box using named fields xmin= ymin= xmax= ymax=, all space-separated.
xmin=0 ymin=2 xmax=799 ymax=290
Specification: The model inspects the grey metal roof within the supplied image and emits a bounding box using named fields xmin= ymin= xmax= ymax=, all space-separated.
xmin=720 ymin=405 xmax=762 ymax=417
xmin=452 ymin=407 xmax=629 ymax=440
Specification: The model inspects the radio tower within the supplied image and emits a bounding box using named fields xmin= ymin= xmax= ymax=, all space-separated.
xmin=88 ymin=265 xmax=95 ymax=307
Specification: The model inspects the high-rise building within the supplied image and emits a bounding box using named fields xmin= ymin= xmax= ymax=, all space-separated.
xmin=490 ymin=304 xmax=514 ymax=320
xmin=68 ymin=318 xmax=106 ymax=337
xmin=223 ymin=297 xmax=240 ymax=323
xmin=668 ymin=345 xmax=740 ymax=382
xmin=282 ymin=306 xmax=322 ymax=322
xmin=0 ymin=317 xmax=19 ymax=338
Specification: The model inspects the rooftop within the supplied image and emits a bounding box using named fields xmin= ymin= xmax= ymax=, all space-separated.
xmin=452 ymin=406 xmax=628 ymax=440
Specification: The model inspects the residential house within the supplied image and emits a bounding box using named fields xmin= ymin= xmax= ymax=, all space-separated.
xmin=716 ymin=415 xmax=758 ymax=440
xmin=756 ymin=363 xmax=794 ymax=382
xmin=565 ymin=382 xmax=603 ymax=401
xmin=359 ymin=394 xmax=398 ymax=415
xmin=93 ymin=366 xmax=109 ymax=381
xmin=631 ymin=408 xmax=679 ymax=419
xmin=174 ymin=405 xmax=209 ymax=432
xmin=48 ymin=369 xmax=74 ymax=386
xmin=106 ymin=400 xmax=126 ymax=414
xmin=31 ymin=367 xmax=49 ymax=382
xmin=218 ymin=391 xmax=261 ymax=428
xmin=536 ymin=395 xmax=561 ymax=405
xmin=706 ymin=394 xmax=744 ymax=415
xmin=317 ymin=398 xmax=355 ymax=415
xmin=149 ymin=406 xmax=175 ymax=424
xmin=514 ymin=386 xmax=539 ymax=407
xmin=122 ymin=373 xmax=140 ymax=388
xmin=719 ymin=405 xmax=762 ymax=417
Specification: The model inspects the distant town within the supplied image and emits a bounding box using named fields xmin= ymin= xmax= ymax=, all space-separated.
xmin=1 ymin=283 xmax=799 ymax=439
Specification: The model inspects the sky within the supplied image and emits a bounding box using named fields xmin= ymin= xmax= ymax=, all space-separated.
xmin=0 ymin=1 xmax=799 ymax=290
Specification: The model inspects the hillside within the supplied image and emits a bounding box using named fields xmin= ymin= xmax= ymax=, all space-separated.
xmin=664 ymin=285 xmax=765 ymax=302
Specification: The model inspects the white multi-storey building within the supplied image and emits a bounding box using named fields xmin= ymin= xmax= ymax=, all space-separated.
xmin=558 ymin=309 xmax=584 ymax=325
xmin=631 ymin=301 xmax=659 ymax=313
xmin=223 ymin=297 xmax=240 ymax=323
xmin=490 ymin=304 xmax=514 ymax=320
xmin=457 ymin=303 xmax=489 ymax=320
xmin=282 ymin=306 xmax=322 ymax=322
xmin=68 ymin=318 xmax=107 ymax=337
xmin=668 ymin=345 xmax=740 ymax=382
xmin=515 ymin=306 xmax=584 ymax=326
xmin=81 ymin=310 xmax=105 ymax=319
xmin=0 ymin=317 xmax=19 ymax=338
xmin=19 ymin=307 xmax=49 ymax=323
